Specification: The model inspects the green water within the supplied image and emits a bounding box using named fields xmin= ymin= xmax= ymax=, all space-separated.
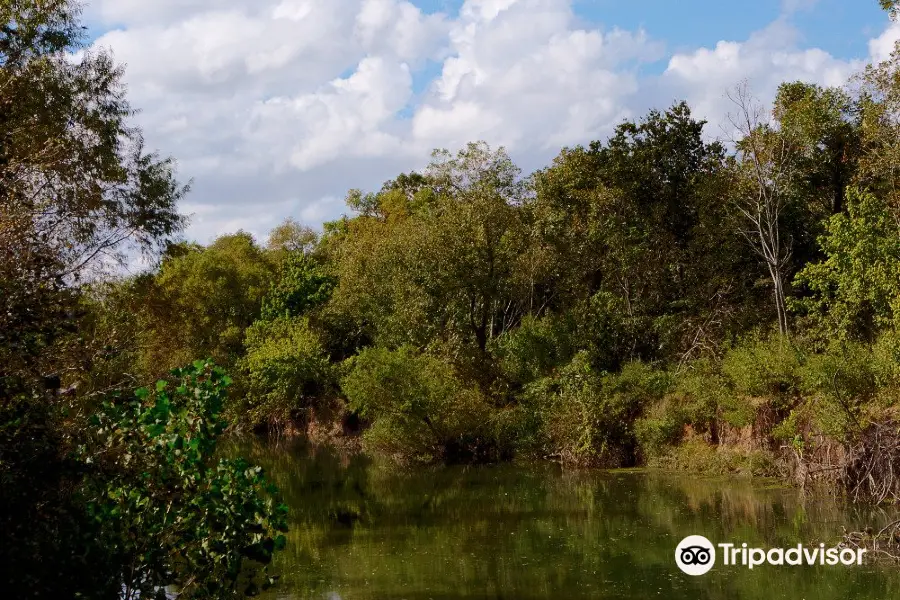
xmin=231 ymin=439 xmax=900 ymax=600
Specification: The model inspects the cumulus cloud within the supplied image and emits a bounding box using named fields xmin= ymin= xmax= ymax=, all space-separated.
xmin=870 ymin=20 xmax=900 ymax=63
xmin=83 ymin=0 xmax=898 ymax=243
xmin=411 ymin=0 xmax=662 ymax=152
xmin=659 ymin=19 xmax=864 ymax=137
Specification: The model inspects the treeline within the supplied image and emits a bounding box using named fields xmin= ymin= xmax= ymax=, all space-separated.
xmin=87 ymin=34 xmax=900 ymax=494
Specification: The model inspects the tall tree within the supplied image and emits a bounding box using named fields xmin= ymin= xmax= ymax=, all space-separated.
xmin=531 ymin=103 xmax=751 ymax=364
xmin=854 ymin=42 xmax=900 ymax=211
xmin=0 ymin=2 xmax=189 ymax=594
xmin=774 ymin=82 xmax=860 ymax=217
xmin=727 ymin=83 xmax=797 ymax=337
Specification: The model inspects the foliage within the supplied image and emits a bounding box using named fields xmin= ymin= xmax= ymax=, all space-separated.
xmin=635 ymin=360 xmax=725 ymax=456
xmin=531 ymin=103 xmax=757 ymax=364
xmin=650 ymin=438 xmax=779 ymax=477
xmin=0 ymin=2 xmax=186 ymax=278
xmin=236 ymin=317 xmax=334 ymax=429
xmin=266 ymin=217 xmax=318 ymax=255
xmin=341 ymin=346 xmax=499 ymax=462
xmin=721 ymin=336 xmax=805 ymax=406
xmin=327 ymin=143 xmax=531 ymax=369
xmin=793 ymin=188 xmax=900 ymax=341
xmin=261 ymin=252 xmax=335 ymax=321
xmin=543 ymin=355 xmax=671 ymax=466
xmin=87 ymin=360 xmax=288 ymax=599
xmin=489 ymin=314 xmax=575 ymax=385
xmin=136 ymin=233 xmax=275 ymax=375
xmin=0 ymin=1 xmax=198 ymax=596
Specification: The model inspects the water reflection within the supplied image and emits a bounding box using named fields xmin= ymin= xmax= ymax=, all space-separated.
xmin=226 ymin=438 xmax=900 ymax=600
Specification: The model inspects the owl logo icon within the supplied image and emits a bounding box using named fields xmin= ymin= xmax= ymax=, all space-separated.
xmin=675 ymin=535 xmax=716 ymax=575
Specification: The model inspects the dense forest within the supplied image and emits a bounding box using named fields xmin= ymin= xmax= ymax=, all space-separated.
xmin=5 ymin=0 xmax=900 ymax=598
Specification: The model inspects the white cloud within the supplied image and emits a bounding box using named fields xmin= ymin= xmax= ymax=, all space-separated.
xmin=870 ymin=20 xmax=900 ymax=63
xmin=660 ymin=19 xmax=864 ymax=137
xmin=83 ymin=0 xmax=898 ymax=244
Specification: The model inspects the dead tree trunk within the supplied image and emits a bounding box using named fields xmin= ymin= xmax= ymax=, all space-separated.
xmin=727 ymin=82 xmax=795 ymax=337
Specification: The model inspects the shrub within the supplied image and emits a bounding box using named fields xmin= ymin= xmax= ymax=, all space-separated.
xmin=489 ymin=314 xmax=574 ymax=385
xmin=341 ymin=346 xmax=497 ymax=462
xmin=543 ymin=355 xmax=670 ymax=466
xmin=236 ymin=317 xmax=334 ymax=428
xmin=87 ymin=361 xmax=288 ymax=599
xmin=650 ymin=438 xmax=779 ymax=477
xmin=721 ymin=336 xmax=805 ymax=407
xmin=635 ymin=359 xmax=726 ymax=456
xmin=798 ymin=340 xmax=876 ymax=438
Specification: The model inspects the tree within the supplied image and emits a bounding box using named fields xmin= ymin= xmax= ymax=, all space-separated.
xmin=260 ymin=251 xmax=335 ymax=321
xmin=854 ymin=42 xmax=900 ymax=210
xmin=727 ymin=83 xmax=797 ymax=337
xmin=530 ymin=103 xmax=751 ymax=365
xmin=0 ymin=2 xmax=199 ymax=596
xmin=138 ymin=233 xmax=274 ymax=375
xmin=773 ymin=82 xmax=860 ymax=217
xmin=0 ymin=2 xmax=186 ymax=281
xmin=424 ymin=142 xmax=531 ymax=354
xmin=329 ymin=142 xmax=530 ymax=367
xmin=266 ymin=217 xmax=317 ymax=255
xmin=237 ymin=317 xmax=334 ymax=429
xmin=793 ymin=188 xmax=900 ymax=341
xmin=342 ymin=346 xmax=496 ymax=462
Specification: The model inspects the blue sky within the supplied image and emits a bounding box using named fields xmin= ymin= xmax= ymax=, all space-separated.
xmin=410 ymin=0 xmax=887 ymax=60
xmin=578 ymin=0 xmax=885 ymax=58
xmin=80 ymin=0 xmax=899 ymax=245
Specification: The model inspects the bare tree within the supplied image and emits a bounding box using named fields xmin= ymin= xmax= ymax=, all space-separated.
xmin=725 ymin=82 xmax=795 ymax=336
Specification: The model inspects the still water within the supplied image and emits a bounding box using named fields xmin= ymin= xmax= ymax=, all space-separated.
xmin=230 ymin=439 xmax=900 ymax=600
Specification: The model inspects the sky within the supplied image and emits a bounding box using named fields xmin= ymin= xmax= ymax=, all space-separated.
xmin=80 ymin=0 xmax=900 ymax=246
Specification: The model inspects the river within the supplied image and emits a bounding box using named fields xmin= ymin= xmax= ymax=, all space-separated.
xmin=228 ymin=439 xmax=900 ymax=600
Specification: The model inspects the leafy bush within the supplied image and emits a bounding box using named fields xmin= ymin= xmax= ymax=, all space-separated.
xmin=635 ymin=359 xmax=726 ymax=456
xmin=543 ymin=355 xmax=670 ymax=466
xmin=792 ymin=188 xmax=900 ymax=342
xmin=87 ymin=361 xmax=288 ymax=599
xmin=237 ymin=317 xmax=334 ymax=428
xmin=261 ymin=252 xmax=335 ymax=321
xmin=721 ymin=336 xmax=805 ymax=407
xmin=137 ymin=233 xmax=275 ymax=375
xmin=490 ymin=314 xmax=575 ymax=385
xmin=341 ymin=346 xmax=498 ymax=462
xmin=797 ymin=341 xmax=876 ymax=437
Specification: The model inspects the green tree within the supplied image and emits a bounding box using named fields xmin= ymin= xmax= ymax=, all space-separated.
xmin=531 ymin=102 xmax=751 ymax=366
xmin=773 ymin=82 xmax=860 ymax=217
xmin=342 ymin=346 xmax=497 ymax=462
xmin=0 ymin=2 xmax=189 ymax=595
xmin=261 ymin=251 xmax=335 ymax=321
xmin=793 ymin=188 xmax=900 ymax=341
xmin=237 ymin=317 xmax=334 ymax=429
xmin=328 ymin=142 xmax=531 ymax=383
xmin=266 ymin=217 xmax=318 ymax=256
xmin=854 ymin=41 xmax=900 ymax=210
xmin=137 ymin=232 xmax=274 ymax=375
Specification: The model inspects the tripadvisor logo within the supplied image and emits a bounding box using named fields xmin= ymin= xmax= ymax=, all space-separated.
xmin=676 ymin=535 xmax=716 ymax=575
xmin=674 ymin=535 xmax=867 ymax=576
